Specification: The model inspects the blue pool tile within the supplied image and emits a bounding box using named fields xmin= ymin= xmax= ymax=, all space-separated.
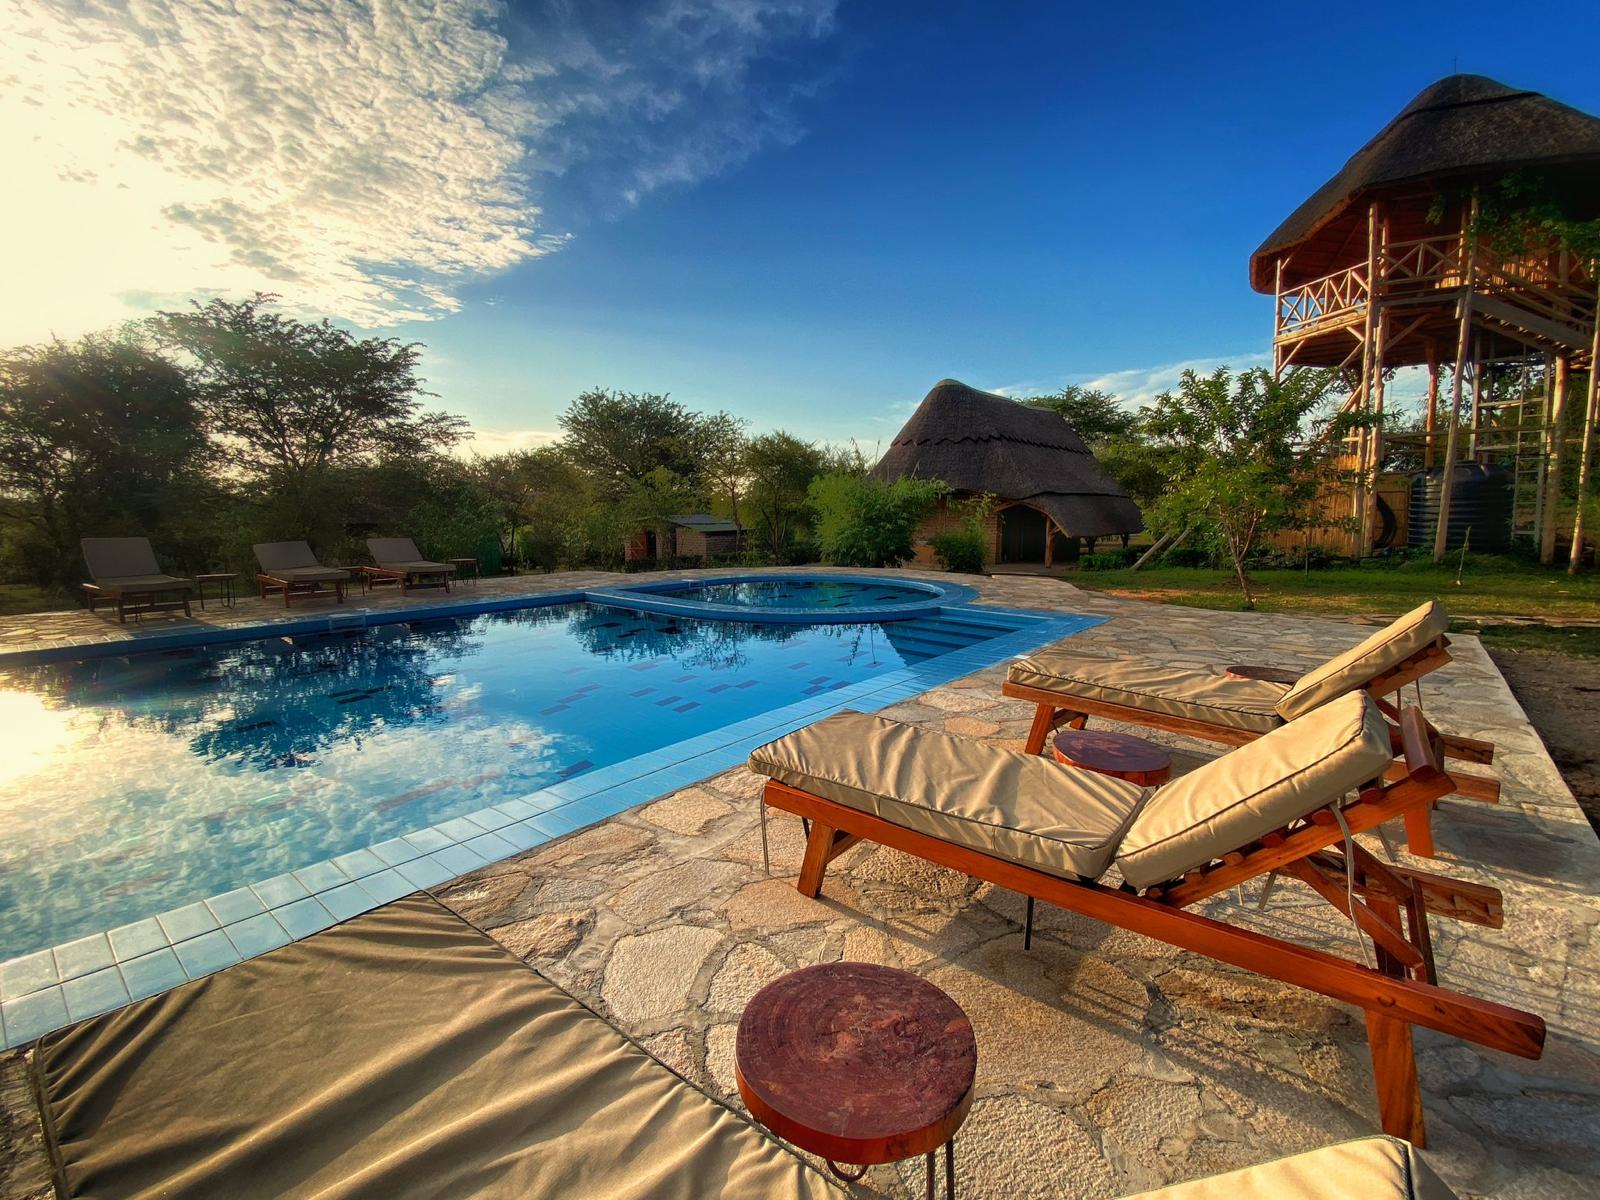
xmin=395 ymin=857 xmax=453 ymax=889
xmin=0 ymin=950 xmax=58 ymax=1002
xmin=463 ymin=807 xmax=515 ymax=833
xmin=223 ymin=913 xmax=291 ymax=958
xmin=157 ymin=902 xmax=220 ymax=944
xmin=359 ymin=869 xmax=414 ymax=905
xmin=205 ymin=887 xmax=266 ymax=926
xmin=318 ymin=881 xmax=376 ymax=922
xmin=172 ymin=930 xmax=242 ymax=980
xmin=431 ymin=843 xmax=489 ymax=878
xmin=251 ymin=872 xmax=311 ymax=910
xmin=272 ymin=897 xmax=336 ymax=941
xmin=498 ymin=822 xmax=548 ymax=852
xmin=119 ymin=947 xmax=187 ymax=1001
xmin=369 ymin=837 xmax=422 ymax=867
xmin=52 ymin=934 xmax=114 ymax=983
xmin=402 ymin=827 xmax=453 ymax=854
xmin=523 ymin=807 xmax=584 ymax=838
xmin=491 ymin=798 xmax=537 ymax=822
xmin=108 ymin=919 xmax=168 ymax=964
xmin=3 ymin=986 xmax=68 ymax=1047
xmin=462 ymin=832 xmax=519 ymax=863
xmin=330 ymin=848 xmax=386 ymax=880
xmin=434 ymin=816 xmax=483 ymax=843
xmin=63 ymin=967 xmax=130 ymax=1022
xmin=292 ymin=860 xmax=348 ymax=893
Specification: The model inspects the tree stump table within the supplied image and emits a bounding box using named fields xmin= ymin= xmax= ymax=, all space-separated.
xmin=736 ymin=962 xmax=976 ymax=1198
xmin=1052 ymin=728 xmax=1173 ymax=787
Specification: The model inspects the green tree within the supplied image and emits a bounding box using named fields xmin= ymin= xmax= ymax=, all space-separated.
xmin=149 ymin=294 xmax=463 ymax=533
xmin=929 ymin=495 xmax=993 ymax=573
xmin=1022 ymin=385 xmax=1137 ymax=447
xmin=1141 ymin=367 xmax=1343 ymax=608
xmin=699 ymin=411 xmax=751 ymax=530
xmin=619 ymin=468 xmax=698 ymax=562
xmin=558 ymin=389 xmax=711 ymax=497
xmin=0 ymin=334 xmax=210 ymax=590
xmin=744 ymin=432 xmax=826 ymax=561
xmin=809 ymin=474 xmax=947 ymax=568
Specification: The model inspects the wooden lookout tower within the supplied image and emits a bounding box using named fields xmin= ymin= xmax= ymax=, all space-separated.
xmin=1251 ymin=75 xmax=1600 ymax=567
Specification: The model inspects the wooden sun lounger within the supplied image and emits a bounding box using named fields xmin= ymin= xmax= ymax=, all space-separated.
xmin=80 ymin=537 xmax=194 ymax=623
xmin=364 ymin=537 xmax=456 ymax=595
xmin=253 ymin=541 xmax=350 ymax=607
xmin=754 ymin=704 xmax=1544 ymax=1147
xmin=1004 ymin=617 xmax=1500 ymax=861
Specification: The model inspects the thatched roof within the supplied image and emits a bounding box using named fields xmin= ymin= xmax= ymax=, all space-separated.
xmin=871 ymin=379 xmax=1143 ymax=538
xmin=1250 ymin=74 xmax=1600 ymax=291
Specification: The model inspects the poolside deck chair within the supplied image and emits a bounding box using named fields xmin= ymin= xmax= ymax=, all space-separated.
xmin=1002 ymin=600 xmax=1499 ymax=858
xmin=750 ymin=693 xmax=1545 ymax=1146
xmin=31 ymin=895 xmax=839 ymax=1200
xmin=253 ymin=541 xmax=350 ymax=607
xmin=79 ymin=537 xmax=194 ymax=623
xmin=364 ymin=536 xmax=456 ymax=595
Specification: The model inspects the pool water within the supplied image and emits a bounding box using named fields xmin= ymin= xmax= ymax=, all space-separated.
xmin=656 ymin=579 xmax=932 ymax=610
xmin=0 ymin=600 xmax=1021 ymax=960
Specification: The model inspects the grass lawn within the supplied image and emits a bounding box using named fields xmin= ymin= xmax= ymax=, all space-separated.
xmin=0 ymin=584 xmax=72 ymax=618
xmin=1069 ymin=556 xmax=1600 ymax=656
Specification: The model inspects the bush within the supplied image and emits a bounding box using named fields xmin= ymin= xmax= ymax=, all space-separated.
xmin=809 ymin=474 xmax=947 ymax=568
xmin=929 ymin=528 xmax=986 ymax=573
xmin=514 ymin=525 xmax=565 ymax=573
xmin=1078 ymin=550 xmax=1136 ymax=571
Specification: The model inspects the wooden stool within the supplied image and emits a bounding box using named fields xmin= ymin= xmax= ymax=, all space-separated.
xmin=736 ymin=962 xmax=976 ymax=1198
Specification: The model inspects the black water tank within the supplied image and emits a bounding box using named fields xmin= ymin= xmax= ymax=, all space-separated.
xmin=1407 ymin=463 xmax=1513 ymax=553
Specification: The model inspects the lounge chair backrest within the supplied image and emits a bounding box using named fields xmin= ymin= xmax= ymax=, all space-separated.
xmin=254 ymin=541 xmax=321 ymax=572
xmin=82 ymin=537 xmax=161 ymax=581
xmin=368 ymin=537 xmax=422 ymax=564
xmin=1115 ymin=692 xmax=1394 ymax=889
xmin=1276 ymin=601 xmax=1448 ymax=721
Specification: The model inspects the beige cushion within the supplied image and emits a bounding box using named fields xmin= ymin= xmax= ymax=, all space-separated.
xmin=1115 ymin=692 xmax=1395 ymax=890
xmin=82 ymin=537 xmax=162 ymax=581
xmin=269 ymin=566 xmax=350 ymax=583
xmin=88 ymin=574 xmax=193 ymax=594
xmin=1277 ymin=601 xmax=1449 ymax=721
xmin=35 ymin=895 xmax=837 ymax=1200
xmin=1119 ymin=1135 xmax=1457 ymax=1199
xmin=750 ymin=710 xmax=1148 ymax=881
xmin=1008 ymin=650 xmax=1287 ymax=734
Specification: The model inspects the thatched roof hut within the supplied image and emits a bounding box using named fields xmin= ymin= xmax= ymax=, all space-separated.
xmin=872 ymin=379 xmax=1143 ymax=542
xmin=1250 ymin=74 xmax=1600 ymax=292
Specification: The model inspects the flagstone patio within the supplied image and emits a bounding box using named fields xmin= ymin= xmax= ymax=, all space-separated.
xmin=1 ymin=569 xmax=1596 ymax=1199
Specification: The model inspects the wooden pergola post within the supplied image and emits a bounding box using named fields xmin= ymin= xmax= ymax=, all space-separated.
xmin=1540 ymin=356 xmax=1570 ymax=564
xmin=1433 ymin=209 xmax=1477 ymax=563
xmin=1353 ymin=203 xmax=1382 ymax=555
xmin=1424 ymin=344 xmax=1440 ymax=470
xmin=1569 ymin=282 xmax=1600 ymax=574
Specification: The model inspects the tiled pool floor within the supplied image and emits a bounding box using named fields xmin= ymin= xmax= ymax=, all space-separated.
xmin=0 ymin=591 xmax=1097 ymax=1048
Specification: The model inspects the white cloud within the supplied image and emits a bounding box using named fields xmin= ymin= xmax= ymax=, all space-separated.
xmin=0 ymin=0 xmax=837 ymax=343
xmin=998 ymin=351 xmax=1273 ymax=411
xmin=455 ymin=427 xmax=564 ymax=458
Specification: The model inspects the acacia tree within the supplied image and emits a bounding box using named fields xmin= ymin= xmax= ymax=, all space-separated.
xmin=1023 ymin=385 xmax=1137 ymax=446
xmin=149 ymin=295 xmax=464 ymax=531
xmin=558 ymin=389 xmax=709 ymax=497
xmin=699 ymin=411 xmax=750 ymax=531
xmin=743 ymin=432 xmax=826 ymax=560
xmin=1141 ymin=367 xmax=1343 ymax=608
xmin=0 ymin=334 xmax=209 ymax=589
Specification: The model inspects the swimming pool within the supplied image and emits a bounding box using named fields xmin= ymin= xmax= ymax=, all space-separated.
xmin=0 ymin=583 xmax=1098 ymax=1046
xmin=659 ymin=578 xmax=935 ymax=609
xmin=587 ymin=573 xmax=978 ymax=623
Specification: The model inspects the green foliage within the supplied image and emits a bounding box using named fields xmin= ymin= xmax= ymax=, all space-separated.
xmin=1078 ymin=548 xmax=1139 ymax=571
xmin=1141 ymin=366 xmax=1347 ymax=608
xmin=0 ymin=333 xmax=212 ymax=590
xmin=1021 ymin=386 xmax=1137 ymax=447
xmin=744 ymin=431 xmax=827 ymax=561
xmin=928 ymin=495 xmax=992 ymax=574
xmin=1431 ymin=172 xmax=1600 ymax=264
xmin=809 ymin=474 xmax=946 ymax=568
xmin=559 ymin=389 xmax=716 ymax=498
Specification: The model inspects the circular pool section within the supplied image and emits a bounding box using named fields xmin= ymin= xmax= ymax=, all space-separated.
xmin=587 ymin=574 xmax=979 ymax=623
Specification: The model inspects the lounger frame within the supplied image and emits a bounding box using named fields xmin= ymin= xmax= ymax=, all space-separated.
xmin=81 ymin=582 xmax=192 ymax=623
xmin=255 ymin=573 xmax=348 ymax=607
xmin=760 ymin=709 xmax=1544 ymax=1147
xmin=356 ymin=564 xmax=452 ymax=595
xmin=1002 ymin=636 xmax=1500 ymax=859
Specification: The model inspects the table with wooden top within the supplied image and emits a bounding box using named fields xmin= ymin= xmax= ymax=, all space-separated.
xmin=1223 ymin=664 xmax=1301 ymax=684
xmin=193 ymin=572 xmax=238 ymax=610
xmin=736 ymin=962 xmax=976 ymax=1198
xmin=446 ymin=557 xmax=480 ymax=583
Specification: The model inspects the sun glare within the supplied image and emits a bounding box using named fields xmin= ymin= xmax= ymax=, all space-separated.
xmin=0 ymin=690 xmax=78 ymax=790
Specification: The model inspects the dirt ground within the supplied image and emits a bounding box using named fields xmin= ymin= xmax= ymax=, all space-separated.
xmin=1489 ymin=647 xmax=1600 ymax=835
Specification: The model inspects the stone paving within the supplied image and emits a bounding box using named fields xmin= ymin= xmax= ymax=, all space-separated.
xmin=2 ymin=569 xmax=1597 ymax=1199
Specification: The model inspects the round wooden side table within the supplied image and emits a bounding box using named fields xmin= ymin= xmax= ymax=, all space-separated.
xmin=1052 ymin=728 xmax=1173 ymax=787
xmin=736 ymin=962 xmax=976 ymax=1199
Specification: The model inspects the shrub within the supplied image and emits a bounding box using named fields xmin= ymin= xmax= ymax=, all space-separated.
xmin=929 ymin=528 xmax=986 ymax=573
xmin=1078 ymin=551 xmax=1135 ymax=571
xmin=809 ymin=475 xmax=947 ymax=568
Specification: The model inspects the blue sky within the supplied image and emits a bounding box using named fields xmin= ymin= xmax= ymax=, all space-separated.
xmin=6 ymin=1 xmax=1598 ymax=450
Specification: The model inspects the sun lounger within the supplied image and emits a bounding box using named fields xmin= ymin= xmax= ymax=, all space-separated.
xmin=31 ymin=895 xmax=839 ymax=1200
xmin=1124 ymin=1135 xmax=1456 ymax=1199
xmin=253 ymin=541 xmax=350 ymax=607
xmin=364 ymin=536 xmax=456 ymax=594
xmin=79 ymin=537 xmax=194 ymax=622
xmin=1001 ymin=600 xmax=1500 ymax=857
xmin=749 ymin=692 xmax=1545 ymax=1145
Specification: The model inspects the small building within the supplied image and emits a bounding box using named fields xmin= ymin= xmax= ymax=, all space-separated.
xmin=624 ymin=514 xmax=745 ymax=563
xmin=872 ymin=378 xmax=1144 ymax=567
